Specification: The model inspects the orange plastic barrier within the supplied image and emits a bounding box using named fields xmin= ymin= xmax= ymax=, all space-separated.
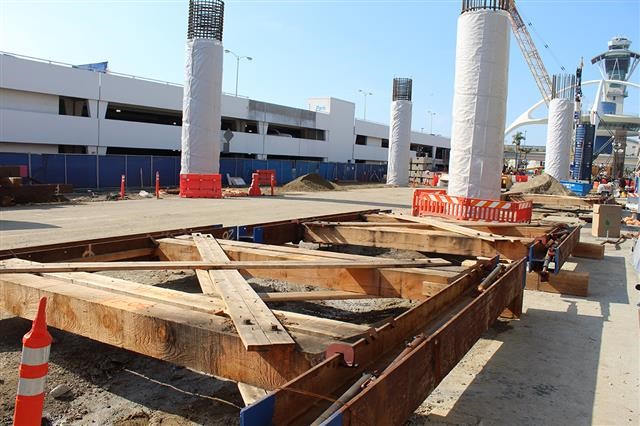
xmin=412 ymin=189 xmax=532 ymax=223
xmin=255 ymin=169 xmax=277 ymax=196
xmin=179 ymin=174 xmax=222 ymax=198
xmin=13 ymin=297 xmax=52 ymax=426
xmin=515 ymin=175 xmax=529 ymax=183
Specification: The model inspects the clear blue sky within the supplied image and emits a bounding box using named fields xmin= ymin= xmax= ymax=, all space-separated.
xmin=1 ymin=0 xmax=639 ymax=145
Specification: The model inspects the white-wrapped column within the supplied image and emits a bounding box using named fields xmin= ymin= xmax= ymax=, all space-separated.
xmin=386 ymin=100 xmax=412 ymax=186
xmin=544 ymin=98 xmax=573 ymax=181
xmin=447 ymin=9 xmax=511 ymax=200
xmin=180 ymin=38 xmax=223 ymax=174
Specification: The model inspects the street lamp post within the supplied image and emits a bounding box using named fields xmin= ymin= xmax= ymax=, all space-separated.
xmin=358 ymin=89 xmax=373 ymax=120
xmin=224 ymin=49 xmax=253 ymax=97
xmin=427 ymin=111 xmax=437 ymax=134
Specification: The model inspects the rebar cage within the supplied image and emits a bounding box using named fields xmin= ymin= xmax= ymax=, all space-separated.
xmin=187 ymin=0 xmax=224 ymax=41
xmin=461 ymin=0 xmax=511 ymax=13
xmin=392 ymin=78 xmax=413 ymax=102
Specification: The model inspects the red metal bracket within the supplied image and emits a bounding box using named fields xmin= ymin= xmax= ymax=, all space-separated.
xmin=326 ymin=343 xmax=356 ymax=367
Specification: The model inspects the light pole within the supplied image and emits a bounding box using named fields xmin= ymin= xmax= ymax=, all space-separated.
xmin=224 ymin=49 xmax=252 ymax=97
xmin=427 ymin=111 xmax=437 ymax=134
xmin=358 ymin=89 xmax=372 ymax=120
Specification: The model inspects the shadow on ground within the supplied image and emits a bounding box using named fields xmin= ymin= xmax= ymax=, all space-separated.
xmin=0 ymin=220 xmax=60 ymax=231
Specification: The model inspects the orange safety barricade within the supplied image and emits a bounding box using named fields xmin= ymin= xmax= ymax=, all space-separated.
xmin=515 ymin=175 xmax=529 ymax=183
xmin=180 ymin=174 xmax=222 ymax=198
xmin=412 ymin=189 xmax=532 ymax=223
xmin=255 ymin=170 xmax=277 ymax=195
xmin=14 ymin=297 xmax=52 ymax=426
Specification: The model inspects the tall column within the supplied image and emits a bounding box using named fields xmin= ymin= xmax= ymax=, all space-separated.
xmin=180 ymin=0 xmax=224 ymax=175
xmin=386 ymin=78 xmax=413 ymax=186
xmin=447 ymin=0 xmax=511 ymax=200
xmin=545 ymin=74 xmax=576 ymax=181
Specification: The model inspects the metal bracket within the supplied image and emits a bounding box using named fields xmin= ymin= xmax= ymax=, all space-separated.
xmin=326 ymin=343 xmax=356 ymax=367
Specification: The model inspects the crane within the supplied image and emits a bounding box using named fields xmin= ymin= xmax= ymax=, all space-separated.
xmin=508 ymin=1 xmax=553 ymax=105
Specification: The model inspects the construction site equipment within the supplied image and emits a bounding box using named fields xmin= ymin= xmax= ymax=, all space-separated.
xmin=155 ymin=171 xmax=160 ymax=198
xmin=255 ymin=169 xmax=277 ymax=195
xmin=119 ymin=174 xmax=125 ymax=200
xmin=412 ymin=189 xmax=533 ymax=223
xmin=13 ymin=297 xmax=51 ymax=426
xmin=559 ymin=180 xmax=591 ymax=196
xmin=508 ymin=1 xmax=552 ymax=105
xmin=179 ymin=173 xmax=222 ymax=198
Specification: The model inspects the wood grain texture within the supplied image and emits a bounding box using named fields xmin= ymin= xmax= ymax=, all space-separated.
xmin=191 ymin=234 xmax=295 ymax=350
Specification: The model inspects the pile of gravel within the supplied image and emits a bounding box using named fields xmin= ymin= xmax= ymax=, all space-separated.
xmin=507 ymin=174 xmax=575 ymax=196
xmin=282 ymin=173 xmax=338 ymax=192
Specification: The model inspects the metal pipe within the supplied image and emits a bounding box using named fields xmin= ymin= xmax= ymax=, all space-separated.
xmin=477 ymin=264 xmax=504 ymax=292
xmin=310 ymin=373 xmax=374 ymax=426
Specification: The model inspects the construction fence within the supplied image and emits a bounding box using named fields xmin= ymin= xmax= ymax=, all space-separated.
xmin=0 ymin=152 xmax=387 ymax=190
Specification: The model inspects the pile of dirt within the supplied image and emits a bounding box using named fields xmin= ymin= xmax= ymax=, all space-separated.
xmin=507 ymin=174 xmax=575 ymax=196
xmin=281 ymin=173 xmax=338 ymax=192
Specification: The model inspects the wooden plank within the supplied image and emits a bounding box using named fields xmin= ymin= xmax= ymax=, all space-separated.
xmin=303 ymin=224 xmax=529 ymax=260
xmin=156 ymin=238 xmax=463 ymax=299
xmin=554 ymin=226 xmax=582 ymax=270
xmin=237 ymin=382 xmax=269 ymax=407
xmin=192 ymin=233 xmax=226 ymax=295
xmin=69 ymin=247 xmax=156 ymax=262
xmin=258 ymin=290 xmax=373 ymax=302
xmin=0 ymin=272 xmax=312 ymax=389
xmin=277 ymin=311 xmax=370 ymax=340
xmin=512 ymin=193 xmax=596 ymax=208
xmin=379 ymin=214 xmax=518 ymax=242
xmin=0 ymin=258 xmax=447 ymax=274
xmin=572 ymin=242 xmax=605 ymax=259
xmin=191 ymin=234 xmax=295 ymax=350
xmin=526 ymin=271 xmax=589 ymax=297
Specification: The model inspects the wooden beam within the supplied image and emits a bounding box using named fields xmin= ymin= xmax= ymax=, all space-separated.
xmin=192 ymin=234 xmax=224 ymax=295
xmin=156 ymin=238 xmax=464 ymax=299
xmin=0 ymin=258 xmax=447 ymax=274
xmin=572 ymin=242 xmax=605 ymax=259
xmin=189 ymin=234 xmax=294 ymax=351
xmin=376 ymin=214 xmax=519 ymax=242
xmin=68 ymin=247 xmax=157 ymax=262
xmin=303 ymin=224 xmax=529 ymax=260
xmin=525 ymin=271 xmax=589 ymax=297
xmin=0 ymin=272 xmax=313 ymax=389
xmin=511 ymin=193 xmax=596 ymax=208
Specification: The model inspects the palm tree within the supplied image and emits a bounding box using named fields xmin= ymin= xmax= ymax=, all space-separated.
xmin=512 ymin=131 xmax=526 ymax=170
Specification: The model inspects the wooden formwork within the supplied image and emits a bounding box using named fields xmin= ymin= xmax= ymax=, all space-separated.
xmin=0 ymin=210 xmax=528 ymax=425
xmin=302 ymin=212 xmax=603 ymax=297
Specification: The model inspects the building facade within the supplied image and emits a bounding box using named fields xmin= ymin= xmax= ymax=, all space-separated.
xmin=0 ymin=52 xmax=450 ymax=170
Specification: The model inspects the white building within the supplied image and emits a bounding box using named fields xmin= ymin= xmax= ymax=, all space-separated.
xmin=0 ymin=52 xmax=450 ymax=168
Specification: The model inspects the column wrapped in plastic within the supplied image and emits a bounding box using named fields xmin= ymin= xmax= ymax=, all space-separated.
xmin=180 ymin=38 xmax=223 ymax=174
xmin=386 ymin=100 xmax=412 ymax=186
xmin=544 ymin=98 xmax=573 ymax=181
xmin=447 ymin=9 xmax=510 ymax=200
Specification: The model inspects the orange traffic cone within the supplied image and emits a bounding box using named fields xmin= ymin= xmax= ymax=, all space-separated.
xmin=248 ymin=173 xmax=262 ymax=196
xmin=13 ymin=297 xmax=52 ymax=426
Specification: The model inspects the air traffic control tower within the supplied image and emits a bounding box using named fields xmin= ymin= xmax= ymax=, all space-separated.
xmin=591 ymin=36 xmax=640 ymax=177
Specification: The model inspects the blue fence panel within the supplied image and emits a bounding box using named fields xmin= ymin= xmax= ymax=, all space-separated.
xmin=0 ymin=152 xmax=29 ymax=168
xmin=153 ymin=156 xmax=179 ymax=187
xmin=98 ymin=155 xmax=126 ymax=189
xmin=66 ymin=155 xmax=97 ymax=188
xmin=126 ymin=155 xmax=152 ymax=188
xmin=30 ymin=154 xmax=66 ymax=184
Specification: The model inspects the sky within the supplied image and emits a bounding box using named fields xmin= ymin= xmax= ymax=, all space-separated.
xmin=1 ymin=0 xmax=639 ymax=146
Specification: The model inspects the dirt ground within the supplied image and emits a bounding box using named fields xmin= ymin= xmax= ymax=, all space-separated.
xmin=1 ymin=189 xmax=639 ymax=425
